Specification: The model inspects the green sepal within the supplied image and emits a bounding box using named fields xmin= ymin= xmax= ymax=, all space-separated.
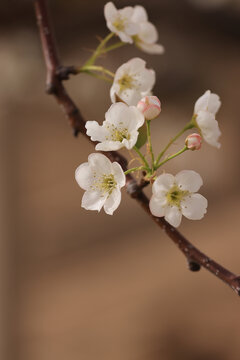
xmin=135 ymin=123 xmax=147 ymax=149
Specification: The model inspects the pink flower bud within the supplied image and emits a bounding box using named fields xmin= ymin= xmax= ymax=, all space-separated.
xmin=137 ymin=96 xmax=161 ymax=120
xmin=185 ymin=133 xmax=202 ymax=150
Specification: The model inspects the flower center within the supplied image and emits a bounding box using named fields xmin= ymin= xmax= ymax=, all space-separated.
xmin=105 ymin=123 xmax=130 ymax=142
xmin=113 ymin=17 xmax=126 ymax=32
xmin=92 ymin=173 xmax=117 ymax=196
xmin=166 ymin=185 xmax=189 ymax=208
xmin=118 ymin=74 xmax=134 ymax=92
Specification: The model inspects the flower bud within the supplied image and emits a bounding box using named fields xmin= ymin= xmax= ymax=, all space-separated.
xmin=185 ymin=133 xmax=202 ymax=150
xmin=137 ymin=96 xmax=161 ymax=120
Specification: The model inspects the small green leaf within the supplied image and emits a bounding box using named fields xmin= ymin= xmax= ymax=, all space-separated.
xmin=135 ymin=123 xmax=147 ymax=149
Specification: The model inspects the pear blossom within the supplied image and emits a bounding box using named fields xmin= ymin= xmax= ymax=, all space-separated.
xmin=104 ymin=2 xmax=139 ymax=43
xmin=86 ymin=102 xmax=145 ymax=151
xmin=137 ymin=95 xmax=161 ymax=120
xmin=110 ymin=58 xmax=155 ymax=106
xmin=194 ymin=90 xmax=221 ymax=149
xmin=185 ymin=133 xmax=202 ymax=150
xmin=131 ymin=5 xmax=165 ymax=54
xmin=75 ymin=153 xmax=126 ymax=215
xmin=149 ymin=171 xmax=208 ymax=227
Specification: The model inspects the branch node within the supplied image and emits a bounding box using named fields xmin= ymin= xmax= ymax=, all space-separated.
xmin=188 ymin=259 xmax=201 ymax=272
xmin=56 ymin=65 xmax=77 ymax=80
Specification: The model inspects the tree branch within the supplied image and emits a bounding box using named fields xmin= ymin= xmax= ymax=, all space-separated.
xmin=34 ymin=0 xmax=240 ymax=296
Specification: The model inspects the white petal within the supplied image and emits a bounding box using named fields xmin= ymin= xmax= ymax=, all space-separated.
xmin=120 ymin=88 xmax=142 ymax=106
xmin=88 ymin=153 xmax=112 ymax=174
xmin=194 ymin=90 xmax=221 ymax=115
xmin=104 ymin=2 xmax=117 ymax=21
xmin=149 ymin=195 xmax=167 ymax=217
xmin=110 ymin=85 xmax=117 ymax=103
xmin=152 ymin=173 xmax=175 ymax=196
xmin=181 ymin=194 xmax=208 ymax=220
xmin=86 ymin=121 xmax=108 ymax=142
xmin=138 ymin=68 xmax=156 ymax=92
xmin=82 ymin=190 xmax=107 ymax=212
xmin=119 ymin=6 xmax=134 ymax=19
xmin=112 ymin=162 xmax=126 ymax=188
xmin=105 ymin=102 xmax=132 ymax=127
xmin=75 ymin=162 xmax=93 ymax=190
xmin=124 ymin=22 xmax=139 ymax=36
xmin=137 ymin=42 xmax=165 ymax=55
xmin=104 ymin=188 xmax=121 ymax=215
xmin=96 ymin=140 xmax=123 ymax=151
xmin=122 ymin=130 xmax=138 ymax=149
xmin=128 ymin=57 xmax=146 ymax=73
xmin=196 ymin=111 xmax=221 ymax=148
xmin=132 ymin=5 xmax=148 ymax=22
xmin=175 ymin=170 xmax=203 ymax=193
xmin=165 ymin=206 xmax=182 ymax=227
xmin=138 ymin=22 xmax=158 ymax=44
xmin=128 ymin=106 xmax=145 ymax=129
xmin=117 ymin=31 xmax=133 ymax=44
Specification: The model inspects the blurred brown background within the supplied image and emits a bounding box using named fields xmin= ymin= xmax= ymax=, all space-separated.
xmin=1 ymin=0 xmax=240 ymax=359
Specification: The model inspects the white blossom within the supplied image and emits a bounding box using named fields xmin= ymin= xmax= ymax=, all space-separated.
xmin=86 ymin=102 xmax=145 ymax=151
xmin=75 ymin=153 xmax=126 ymax=215
xmin=137 ymin=95 xmax=161 ymax=120
xmin=194 ymin=90 xmax=221 ymax=149
xmin=110 ymin=58 xmax=155 ymax=106
xmin=149 ymin=171 xmax=208 ymax=227
xmin=104 ymin=2 xmax=139 ymax=43
xmin=131 ymin=5 xmax=165 ymax=54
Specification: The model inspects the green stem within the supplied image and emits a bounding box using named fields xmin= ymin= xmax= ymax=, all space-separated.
xmin=133 ymin=146 xmax=151 ymax=171
xmin=85 ymin=71 xmax=113 ymax=83
xmin=102 ymin=41 xmax=126 ymax=53
xmin=124 ymin=166 xmax=145 ymax=175
xmin=146 ymin=120 xmax=154 ymax=171
xmin=155 ymin=121 xmax=194 ymax=167
xmin=84 ymin=32 xmax=115 ymax=66
xmin=155 ymin=146 xmax=188 ymax=170
xmin=79 ymin=65 xmax=115 ymax=79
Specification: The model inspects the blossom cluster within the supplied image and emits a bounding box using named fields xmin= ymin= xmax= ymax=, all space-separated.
xmin=104 ymin=2 xmax=164 ymax=54
xmin=75 ymin=3 xmax=222 ymax=228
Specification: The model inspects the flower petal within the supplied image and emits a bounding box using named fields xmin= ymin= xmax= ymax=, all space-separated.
xmin=104 ymin=2 xmax=117 ymax=21
xmin=124 ymin=22 xmax=139 ymax=36
xmin=82 ymin=190 xmax=107 ymax=212
xmin=196 ymin=111 xmax=221 ymax=148
xmin=194 ymin=90 xmax=221 ymax=115
xmin=112 ymin=162 xmax=126 ymax=188
xmin=181 ymin=194 xmax=208 ymax=220
xmin=132 ymin=5 xmax=148 ymax=22
xmin=104 ymin=188 xmax=121 ymax=215
xmin=116 ymin=31 xmax=133 ymax=44
xmin=137 ymin=42 xmax=165 ymax=55
xmin=149 ymin=195 xmax=167 ymax=217
xmin=75 ymin=162 xmax=93 ymax=190
xmin=138 ymin=22 xmax=158 ymax=44
xmin=175 ymin=170 xmax=203 ymax=193
xmin=86 ymin=121 xmax=108 ymax=142
xmin=165 ymin=205 xmax=182 ymax=227
xmin=88 ymin=153 xmax=112 ymax=174
xmin=96 ymin=140 xmax=123 ymax=151
xmin=152 ymin=173 xmax=175 ymax=196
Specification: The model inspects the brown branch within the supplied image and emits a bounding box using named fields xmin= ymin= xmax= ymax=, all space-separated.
xmin=34 ymin=0 xmax=240 ymax=296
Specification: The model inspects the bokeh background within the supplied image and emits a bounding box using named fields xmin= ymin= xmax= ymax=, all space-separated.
xmin=1 ymin=0 xmax=240 ymax=359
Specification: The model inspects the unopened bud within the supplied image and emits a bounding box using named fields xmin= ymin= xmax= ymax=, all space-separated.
xmin=137 ymin=96 xmax=161 ymax=120
xmin=185 ymin=133 xmax=202 ymax=150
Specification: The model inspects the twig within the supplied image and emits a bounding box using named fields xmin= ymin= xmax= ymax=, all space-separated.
xmin=34 ymin=0 xmax=240 ymax=296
